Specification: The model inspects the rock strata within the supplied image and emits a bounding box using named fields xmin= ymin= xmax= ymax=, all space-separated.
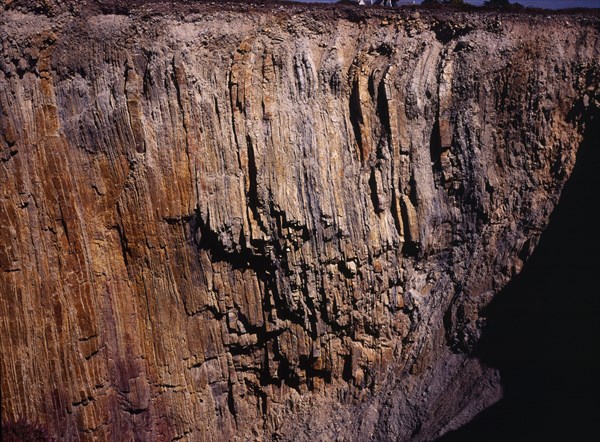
xmin=1 ymin=1 xmax=599 ymax=440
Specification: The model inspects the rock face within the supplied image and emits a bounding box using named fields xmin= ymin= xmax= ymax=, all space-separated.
xmin=1 ymin=1 xmax=598 ymax=440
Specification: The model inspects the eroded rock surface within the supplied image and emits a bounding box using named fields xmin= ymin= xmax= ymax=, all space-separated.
xmin=1 ymin=1 xmax=598 ymax=440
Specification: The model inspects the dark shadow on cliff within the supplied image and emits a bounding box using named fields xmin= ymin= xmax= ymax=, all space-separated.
xmin=437 ymin=108 xmax=600 ymax=441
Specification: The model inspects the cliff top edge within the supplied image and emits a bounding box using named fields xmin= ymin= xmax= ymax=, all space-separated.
xmin=3 ymin=0 xmax=600 ymax=21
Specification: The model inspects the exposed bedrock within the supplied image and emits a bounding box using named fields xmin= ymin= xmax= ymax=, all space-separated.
xmin=1 ymin=1 xmax=599 ymax=440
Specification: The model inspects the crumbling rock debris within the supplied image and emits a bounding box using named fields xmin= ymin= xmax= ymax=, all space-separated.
xmin=1 ymin=1 xmax=599 ymax=440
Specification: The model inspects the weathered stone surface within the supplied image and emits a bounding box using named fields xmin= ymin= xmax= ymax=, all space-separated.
xmin=1 ymin=1 xmax=598 ymax=440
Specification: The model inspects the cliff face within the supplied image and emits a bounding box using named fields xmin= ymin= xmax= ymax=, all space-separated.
xmin=1 ymin=1 xmax=598 ymax=440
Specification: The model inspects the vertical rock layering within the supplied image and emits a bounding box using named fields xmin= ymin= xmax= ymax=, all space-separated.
xmin=1 ymin=1 xmax=598 ymax=440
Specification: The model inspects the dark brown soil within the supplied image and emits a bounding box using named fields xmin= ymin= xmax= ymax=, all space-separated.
xmin=3 ymin=0 xmax=599 ymax=21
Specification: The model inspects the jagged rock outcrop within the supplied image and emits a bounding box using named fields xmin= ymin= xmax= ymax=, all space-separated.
xmin=1 ymin=1 xmax=598 ymax=440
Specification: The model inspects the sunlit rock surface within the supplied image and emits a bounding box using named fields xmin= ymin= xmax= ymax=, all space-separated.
xmin=1 ymin=1 xmax=598 ymax=440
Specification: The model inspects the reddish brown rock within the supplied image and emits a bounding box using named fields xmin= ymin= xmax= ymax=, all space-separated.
xmin=1 ymin=1 xmax=599 ymax=440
